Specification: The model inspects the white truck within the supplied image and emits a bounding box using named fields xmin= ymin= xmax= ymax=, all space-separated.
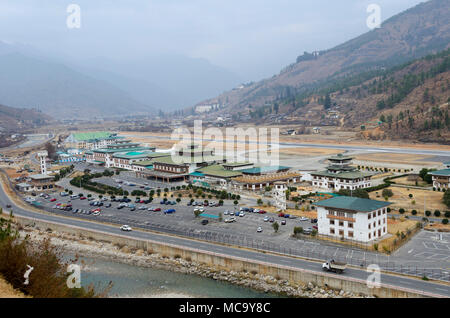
xmin=322 ymin=259 xmax=346 ymax=274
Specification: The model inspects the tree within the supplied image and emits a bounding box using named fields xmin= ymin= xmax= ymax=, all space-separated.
xmin=272 ymin=222 xmax=279 ymax=233
xmin=194 ymin=210 xmax=202 ymax=218
xmin=443 ymin=189 xmax=450 ymax=208
xmin=382 ymin=188 xmax=394 ymax=198
xmin=257 ymin=198 xmax=263 ymax=205
xmin=337 ymin=189 xmax=369 ymax=199
xmin=323 ymin=94 xmax=331 ymax=109
xmin=293 ymin=227 xmax=303 ymax=235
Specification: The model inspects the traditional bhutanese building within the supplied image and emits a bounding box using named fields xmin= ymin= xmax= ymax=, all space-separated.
xmin=311 ymin=154 xmax=374 ymax=191
xmin=314 ymin=196 xmax=391 ymax=243
xmin=64 ymin=132 xmax=124 ymax=150
xmin=429 ymin=169 xmax=450 ymax=190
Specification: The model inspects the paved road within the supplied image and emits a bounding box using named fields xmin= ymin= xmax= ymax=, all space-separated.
xmin=0 ymin=183 xmax=449 ymax=297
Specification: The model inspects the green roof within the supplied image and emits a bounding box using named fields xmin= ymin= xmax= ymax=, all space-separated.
xmin=430 ymin=169 xmax=450 ymax=176
xmin=93 ymin=147 xmax=152 ymax=154
xmin=240 ymin=166 xmax=290 ymax=174
xmin=222 ymin=162 xmax=253 ymax=167
xmin=71 ymin=132 xmax=115 ymax=142
xmin=314 ymin=196 xmax=391 ymax=212
xmin=113 ymin=151 xmax=164 ymax=160
xmin=196 ymin=165 xmax=243 ymax=178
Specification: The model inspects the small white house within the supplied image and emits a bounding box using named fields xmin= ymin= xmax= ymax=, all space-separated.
xmin=314 ymin=196 xmax=391 ymax=243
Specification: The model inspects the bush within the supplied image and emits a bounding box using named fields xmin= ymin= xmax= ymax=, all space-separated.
xmin=445 ymin=211 xmax=450 ymax=218
xmin=411 ymin=210 xmax=417 ymax=215
xmin=382 ymin=188 xmax=394 ymax=198
xmin=425 ymin=210 xmax=431 ymax=217
xmin=434 ymin=210 xmax=441 ymax=217
xmin=442 ymin=219 xmax=449 ymax=225
xmin=399 ymin=208 xmax=406 ymax=214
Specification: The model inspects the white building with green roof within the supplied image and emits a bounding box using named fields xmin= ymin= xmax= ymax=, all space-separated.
xmin=65 ymin=131 xmax=124 ymax=150
xmin=314 ymin=196 xmax=391 ymax=243
xmin=311 ymin=154 xmax=374 ymax=191
xmin=429 ymin=169 xmax=450 ymax=190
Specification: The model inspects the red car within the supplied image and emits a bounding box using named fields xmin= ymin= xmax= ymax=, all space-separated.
xmin=80 ymin=197 xmax=87 ymax=200
xmin=258 ymin=210 xmax=267 ymax=214
xmin=313 ymin=225 xmax=318 ymax=230
xmin=153 ymin=208 xmax=161 ymax=212
xmin=278 ymin=212 xmax=285 ymax=217
xmin=50 ymin=198 xmax=57 ymax=202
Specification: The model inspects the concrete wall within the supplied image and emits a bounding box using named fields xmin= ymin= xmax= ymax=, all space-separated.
xmin=11 ymin=214 xmax=437 ymax=298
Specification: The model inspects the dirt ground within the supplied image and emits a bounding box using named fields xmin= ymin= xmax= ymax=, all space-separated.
xmin=278 ymin=147 xmax=342 ymax=156
xmin=0 ymin=276 xmax=25 ymax=298
xmin=377 ymin=218 xmax=419 ymax=253
xmin=369 ymin=186 xmax=447 ymax=215
xmin=354 ymin=153 xmax=440 ymax=166
xmin=392 ymin=176 xmax=429 ymax=187
xmin=119 ymin=130 xmax=450 ymax=152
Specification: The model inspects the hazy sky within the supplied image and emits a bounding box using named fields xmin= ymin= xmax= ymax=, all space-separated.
xmin=0 ymin=0 xmax=427 ymax=81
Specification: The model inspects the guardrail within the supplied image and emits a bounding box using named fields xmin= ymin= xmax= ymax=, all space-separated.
xmin=2 ymin=168 xmax=449 ymax=283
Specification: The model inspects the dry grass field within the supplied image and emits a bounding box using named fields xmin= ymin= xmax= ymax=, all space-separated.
xmin=377 ymin=218 xmax=420 ymax=253
xmin=354 ymin=153 xmax=439 ymax=167
xmin=369 ymin=186 xmax=447 ymax=214
xmin=0 ymin=276 xmax=25 ymax=298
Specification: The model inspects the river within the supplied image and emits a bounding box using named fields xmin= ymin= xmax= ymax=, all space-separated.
xmin=77 ymin=256 xmax=284 ymax=298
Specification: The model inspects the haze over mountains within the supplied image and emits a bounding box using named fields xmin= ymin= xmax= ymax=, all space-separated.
xmin=201 ymin=0 xmax=450 ymax=114
xmin=0 ymin=42 xmax=242 ymax=119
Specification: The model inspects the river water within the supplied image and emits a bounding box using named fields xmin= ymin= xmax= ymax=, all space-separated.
xmin=77 ymin=256 xmax=284 ymax=298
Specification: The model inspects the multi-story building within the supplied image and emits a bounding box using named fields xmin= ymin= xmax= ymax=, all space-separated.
xmin=311 ymin=154 xmax=373 ymax=191
xmin=85 ymin=140 xmax=156 ymax=168
xmin=429 ymin=169 xmax=450 ymax=190
xmin=64 ymin=132 xmax=124 ymax=150
xmin=314 ymin=196 xmax=390 ymax=243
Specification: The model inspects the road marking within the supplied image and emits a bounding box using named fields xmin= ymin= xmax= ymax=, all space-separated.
xmin=408 ymin=249 xmax=414 ymax=254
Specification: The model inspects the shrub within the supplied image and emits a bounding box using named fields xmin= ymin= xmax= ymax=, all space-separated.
xmin=442 ymin=219 xmax=449 ymax=225
xmin=399 ymin=208 xmax=406 ymax=214
xmin=382 ymin=188 xmax=394 ymax=198
xmin=445 ymin=211 xmax=450 ymax=218
xmin=434 ymin=210 xmax=441 ymax=217
xmin=411 ymin=210 xmax=417 ymax=216
xmin=425 ymin=210 xmax=431 ymax=217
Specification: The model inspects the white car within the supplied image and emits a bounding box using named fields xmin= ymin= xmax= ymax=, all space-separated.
xmin=224 ymin=210 xmax=229 ymax=215
xmin=138 ymin=206 xmax=147 ymax=210
xmin=263 ymin=216 xmax=270 ymax=222
xmin=257 ymin=227 xmax=263 ymax=233
xmin=225 ymin=217 xmax=236 ymax=223
xmin=239 ymin=212 xmax=245 ymax=217
xmin=254 ymin=209 xmax=260 ymax=213
xmin=120 ymin=225 xmax=132 ymax=232
xmin=299 ymin=217 xmax=309 ymax=221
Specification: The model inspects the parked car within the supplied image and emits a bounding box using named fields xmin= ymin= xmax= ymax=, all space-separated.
xmin=299 ymin=217 xmax=309 ymax=221
xmin=225 ymin=217 xmax=236 ymax=223
xmin=80 ymin=197 xmax=87 ymax=200
xmin=303 ymin=228 xmax=313 ymax=235
xmin=120 ymin=225 xmax=132 ymax=232
xmin=269 ymin=217 xmax=275 ymax=223
xmin=239 ymin=212 xmax=245 ymax=217
xmin=50 ymin=198 xmax=57 ymax=202
xmin=263 ymin=216 xmax=270 ymax=222
xmin=164 ymin=209 xmax=176 ymax=214
xmin=313 ymin=225 xmax=318 ymax=230
xmin=201 ymin=219 xmax=209 ymax=225
xmin=257 ymin=227 xmax=263 ymax=233
xmin=258 ymin=210 xmax=267 ymax=214
xmin=278 ymin=212 xmax=285 ymax=217
xmin=311 ymin=219 xmax=318 ymax=223
xmin=224 ymin=210 xmax=229 ymax=215
xmin=153 ymin=208 xmax=161 ymax=212
xmin=281 ymin=220 xmax=287 ymax=225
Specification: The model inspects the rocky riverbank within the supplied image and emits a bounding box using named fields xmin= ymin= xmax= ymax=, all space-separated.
xmin=19 ymin=224 xmax=373 ymax=298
